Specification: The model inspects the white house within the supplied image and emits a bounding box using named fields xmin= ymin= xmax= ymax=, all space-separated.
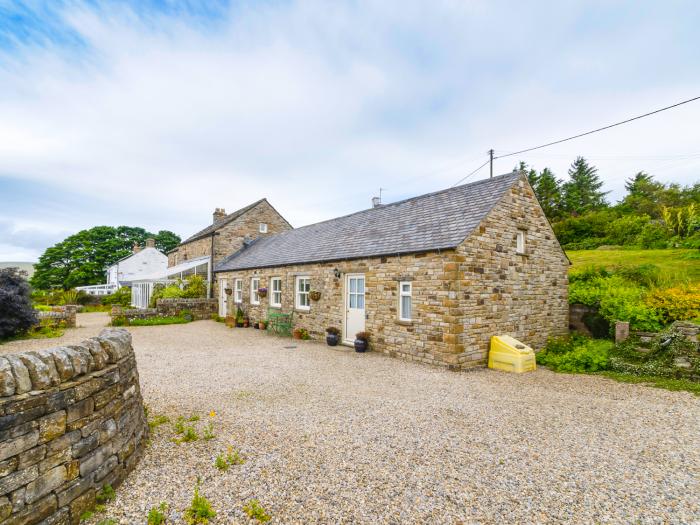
xmin=77 ymin=239 xmax=168 ymax=296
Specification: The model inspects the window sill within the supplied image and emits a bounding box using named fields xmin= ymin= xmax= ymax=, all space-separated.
xmin=251 ymin=302 xmax=260 ymax=306
xmin=516 ymin=252 xmax=529 ymax=257
xmin=396 ymin=319 xmax=413 ymax=326
xmin=295 ymin=307 xmax=311 ymax=313
xmin=269 ymin=305 xmax=282 ymax=309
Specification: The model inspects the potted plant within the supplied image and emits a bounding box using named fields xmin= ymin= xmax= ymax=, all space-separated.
xmin=258 ymin=287 xmax=267 ymax=298
xmin=225 ymin=287 xmax=233 ymax=296
xmin=252 ymin=319 xmax=258 ymax=329
xmin=225 ymin=315 xmax=235 ymax=328
xmin=259 ymin=320 xmax=267 ymax=330
xmin=354 ymin=331 xmax=369 ymax=353
xmin=292 ymin=328 xmax=303 ymax=340
xmin=243 ymin=316 xmax=250 ymax=328
xmin=235 ymin=307 xmax=245 ymax=327
xmin=326 ymin=327 xmax=340 ymax=346
xmin=309 ymin=290 xmax=321 ymax=301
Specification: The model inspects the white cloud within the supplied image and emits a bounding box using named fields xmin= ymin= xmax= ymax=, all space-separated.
xmin=0 ymin=0 xmax=698 ymax=261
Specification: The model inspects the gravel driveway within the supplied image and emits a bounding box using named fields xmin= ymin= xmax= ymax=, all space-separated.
xmin=5 ymin=315 xmax=700 ymax=523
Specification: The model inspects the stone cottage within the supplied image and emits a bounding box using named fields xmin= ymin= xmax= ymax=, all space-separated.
xmin=214 ymin=172 xmax=569 ymax=369
xmin=129 ymin=200 xmax=292 ymax=308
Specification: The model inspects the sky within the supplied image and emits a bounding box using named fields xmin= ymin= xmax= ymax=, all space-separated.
xmin=0 ymin=0 xmax=699 ymax=262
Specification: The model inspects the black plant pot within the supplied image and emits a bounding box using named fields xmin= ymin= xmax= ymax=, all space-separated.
xmin=354 ymin=339 xmax=368 ymax=353
xmin=253 ymin=324 xmax=259 ymax=329
xmin=326 ymin=334 xmax=339 ymax=346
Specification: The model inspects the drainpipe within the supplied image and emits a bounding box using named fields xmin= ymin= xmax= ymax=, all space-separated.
xmin=209 ymin=232 xmax=220 ymax=299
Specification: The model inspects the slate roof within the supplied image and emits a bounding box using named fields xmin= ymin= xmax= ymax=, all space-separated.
xmin=178 ymin=199 xmax=267 ymax=246
xmin=215 ymin=172 xmax=522 ymax=272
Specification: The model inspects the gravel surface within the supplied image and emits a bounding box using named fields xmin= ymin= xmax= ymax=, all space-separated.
xmin=6 ymin=315 xmax=700 ymax=523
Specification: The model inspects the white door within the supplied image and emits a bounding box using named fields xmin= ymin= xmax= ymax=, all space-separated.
xmin=344 ymin=274 xmax=366 ymax=343
xmin=219 ymin=279 xmax=228 ymax=317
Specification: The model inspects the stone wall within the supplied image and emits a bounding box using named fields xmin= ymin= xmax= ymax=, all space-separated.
xmin=110 ymin=299 xmax=217 ymax=323
xmin=156 ymin=299 xmax=217 ymax=320
xmin=36 ymin=307 xmax=78 ymax=329
xmin=0 ymin=329 xmax=148 ymax=524
xmin=167 ymin=200 xmax=292 ymax=267
xmin=215 ymin=178 xmax=569 ymax=370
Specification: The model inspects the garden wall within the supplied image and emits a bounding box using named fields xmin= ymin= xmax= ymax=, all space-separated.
xmin=110 ymin=298 xmax=217 ymax=323
xmin=0 ymin=328 xmax=148 ymax=524
xmin=36 ymin=307 xmax=78 ymax=329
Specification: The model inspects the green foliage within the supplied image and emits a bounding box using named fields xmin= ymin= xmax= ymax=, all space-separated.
xmin=148 ymin=414 xmax=170 ymax=432
xmin=537 ymin=336 xmax=612 ymax=372
xmin=113 ymin=315 xmax=191 ymax=327
xmin=174 ymin=417 xmax=186 ymax=434
xmin=646 ymin=283 xmax=700 ymax=323
xmin=149 ymin=276 xmax=207 ymax=307
xmin=60 ymin=289 xmax=80 ymax=305
xmin=96 ymin=520 xmax=116 ymax=525
xmin=226 ymin=447 xmax=245 ymax=465
xmin=33 ymin=304 xmax=52 ymax=312
xmin=0 ymin=319 xmax=64 ymax=345
xmin=30 ymin=226 xmax=181 ymax=290
xmin=184 ymin=480 xmax=216 ymax=525
xmin=214 ymin=454 xmax=229 ymax=471
xmin=0 ymin=267 xmax=38 ymax=340
xmin=101 ymin=287 xmax=132 ymax=306
xmin=561 ymin=156 xmax=609 ymax=215
xmin=596 ymin=371 xmax=700 ymax=396
xmin=96 ymin=484 xmax=116 ymax=504
xmin=203 ymin=422 xmax=215 ymax=440
xmin=243 ymin=499 xmax=271 ymax=523
xmin=147 ymin=502 xmax=168 ymax=525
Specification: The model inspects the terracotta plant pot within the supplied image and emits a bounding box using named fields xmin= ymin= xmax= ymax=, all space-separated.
xmin=293 ymin=330 xmax=302 ymax=340
xmin=259 ymin=322 xmax=267 ymax=330
xmin=225 ymin=316 xmax=235 ymax=328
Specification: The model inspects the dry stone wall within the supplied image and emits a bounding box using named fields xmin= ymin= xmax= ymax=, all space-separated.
xmin=0 ymin=328 xmax=148 ymax=525
xmin=36 ymin=307 xmax=77 ymax=330
xmin=110 ymin=299 xmax=217 ymax=323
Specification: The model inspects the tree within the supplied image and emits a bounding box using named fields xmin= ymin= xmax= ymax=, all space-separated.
xmin=0 ymin=267 xmax=37 ymax=339
xmin=31 ymin=226 xmax=181 ymax=290
xmin=532 ymin=168 xmax=562 ymax=220
xmin=619 ymin=172 xmax=665 ymax=217
xmin=561 ymin=157 xmax=609 ymax=215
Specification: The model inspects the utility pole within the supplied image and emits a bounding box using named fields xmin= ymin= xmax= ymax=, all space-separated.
xmin=488 ymin=149 xmax=494 ymax=178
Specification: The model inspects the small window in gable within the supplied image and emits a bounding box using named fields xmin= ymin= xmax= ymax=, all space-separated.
xmin=259 ymin=223 xmax=268 ymax=233
xmin=516 ymin=231 xmax=526 ymax=254
xmin=399 ymin=281 xmax=412 ymax=321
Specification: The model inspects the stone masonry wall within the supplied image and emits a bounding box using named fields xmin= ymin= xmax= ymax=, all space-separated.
xmin=110 ymin=299 xmax=217 ymax=323
xmin=215 ymin=176 xmax=569 ymax=370
xmin=216 ymin=252 xmax=462 ymax=369
xmin=168 ymin=200 xmax=292 ymax=267
xmin=36 ymin=307 xmax=77 ymax=330
xmin=0 ymin=328 xmax=148 ymax=524
xmin=454 ymin=175 xmax=570 ymax=366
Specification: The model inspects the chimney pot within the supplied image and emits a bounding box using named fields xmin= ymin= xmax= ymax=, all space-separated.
xmin=213 ymin=207 xmax=226 ymax=223
xmin=371 ymin=196 xmax=382 ymax=208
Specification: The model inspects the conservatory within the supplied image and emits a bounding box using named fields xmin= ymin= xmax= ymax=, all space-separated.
xmin=130 ymin=255 xmax=211 ymax=308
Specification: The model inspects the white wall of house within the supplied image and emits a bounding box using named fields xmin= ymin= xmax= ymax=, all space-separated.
xmin=106 ymin=247 xmax=168 ymax=286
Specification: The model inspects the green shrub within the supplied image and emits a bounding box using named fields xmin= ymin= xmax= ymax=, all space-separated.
xmin=537 ymin=336 xmax=612 ymax=373
xmin=0 ymin=268 xmax=38 ymax=340
xmin=605 ymin=214 xmax=650 ymax=246
xmin=101 ymin=287 xmax=132 ymax=307
xmin=33 ymin=304 xmax=52 ymax=312
xmin=147 ymin=502 xmax=168 ymax=525
xmin=96 ymin=484 xmax=116 ymax=505
xmin=645 ymin=283 xmax=700 ymax=323
xmin=214 ymin=454 xmax=229 ymax=471
xmin=150 ymin=276 xmax=206 ymax=307
xmin=184 ymin=480 xmax=216 ymax=524
xmin=243 ymin=499 xmax=271 ymax=523
xmin=125 ymin=316 xmax=191 ymax=326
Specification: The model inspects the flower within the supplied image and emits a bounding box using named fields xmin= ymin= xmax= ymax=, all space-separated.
xmin=209 ymin=410 xmax=216 ymax=418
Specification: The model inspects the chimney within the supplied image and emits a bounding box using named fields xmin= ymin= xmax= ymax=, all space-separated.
xmin=213 ymin=207 xmax=226 ymax=223
xmin=145 ymin=238 xmax=156 ymax=248
xmin=371 ymin=196 xmax=382 ymax=208
xmin=132 ymin=242 xmax=141 ymax=254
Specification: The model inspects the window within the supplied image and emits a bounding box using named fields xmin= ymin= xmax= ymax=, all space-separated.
xmin=296 ymin=276 xmax=311 ymax=310
xmin=270 ymin=277 xmax=282 ymax=307
xmin=516 ymin=231 xmax=526 ymax=254
xmin=250 ymin=277 xmax=260 ymax=305
xmin=234 ymin=279 xmax=243 ymax=303
xmin=259 ymin=223 xmax=268 ymax=233
xmin=399 ymin=281 xmax=412 ymax=321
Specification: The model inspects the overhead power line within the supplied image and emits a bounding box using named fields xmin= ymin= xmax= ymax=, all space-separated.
xmin=450 ymin=159 xmax=490 ymax=187
xmin=494 ymin=95 xmax=700 ymax=160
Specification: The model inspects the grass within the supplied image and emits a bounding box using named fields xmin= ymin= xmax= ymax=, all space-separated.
xmin=0 ymin=325 xmax=65 ymax=345
xmin=113 ymin=315 xmax=191 ymax=327
xmin=595 ymin=371 xmax=700 ymax=396
xmin=566 ymin=248 xmax=700 ymax=284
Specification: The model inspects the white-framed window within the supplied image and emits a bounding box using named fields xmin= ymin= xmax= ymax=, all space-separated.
xmin=259 ymin=223 xmax=268 ymax=233
xmin=270 ymin=277 xmax=282 ymax=307
xmin=295 ymin=276 xmax=311 ymax=310
xmin=251 ymin=277 xmax=260 ymax=305
xmin=516 ymin=231 xmax=526 ymax=254
xmin=399 ymin=281 xmax=412 ymax=321
xmin=234 ymin=279 xmax=243 ymax=303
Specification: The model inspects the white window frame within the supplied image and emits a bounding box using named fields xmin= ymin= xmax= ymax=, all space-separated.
xmin=295 ymin=276 xmax=311 ymax=311
xmin=399 ymin=281 xmax=412 ymax=321
xmin=234 ymin=279 xmax=243 ymax=303
xmin=259 ymin=223 xmax=268 ymax=233
xmin=250 ymin=277 xmax=260 ymax=305
xmin=516 ymin=231 xmax=526 ymax=254
xmin=270 ymin=277 xmax=282 ymax=308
